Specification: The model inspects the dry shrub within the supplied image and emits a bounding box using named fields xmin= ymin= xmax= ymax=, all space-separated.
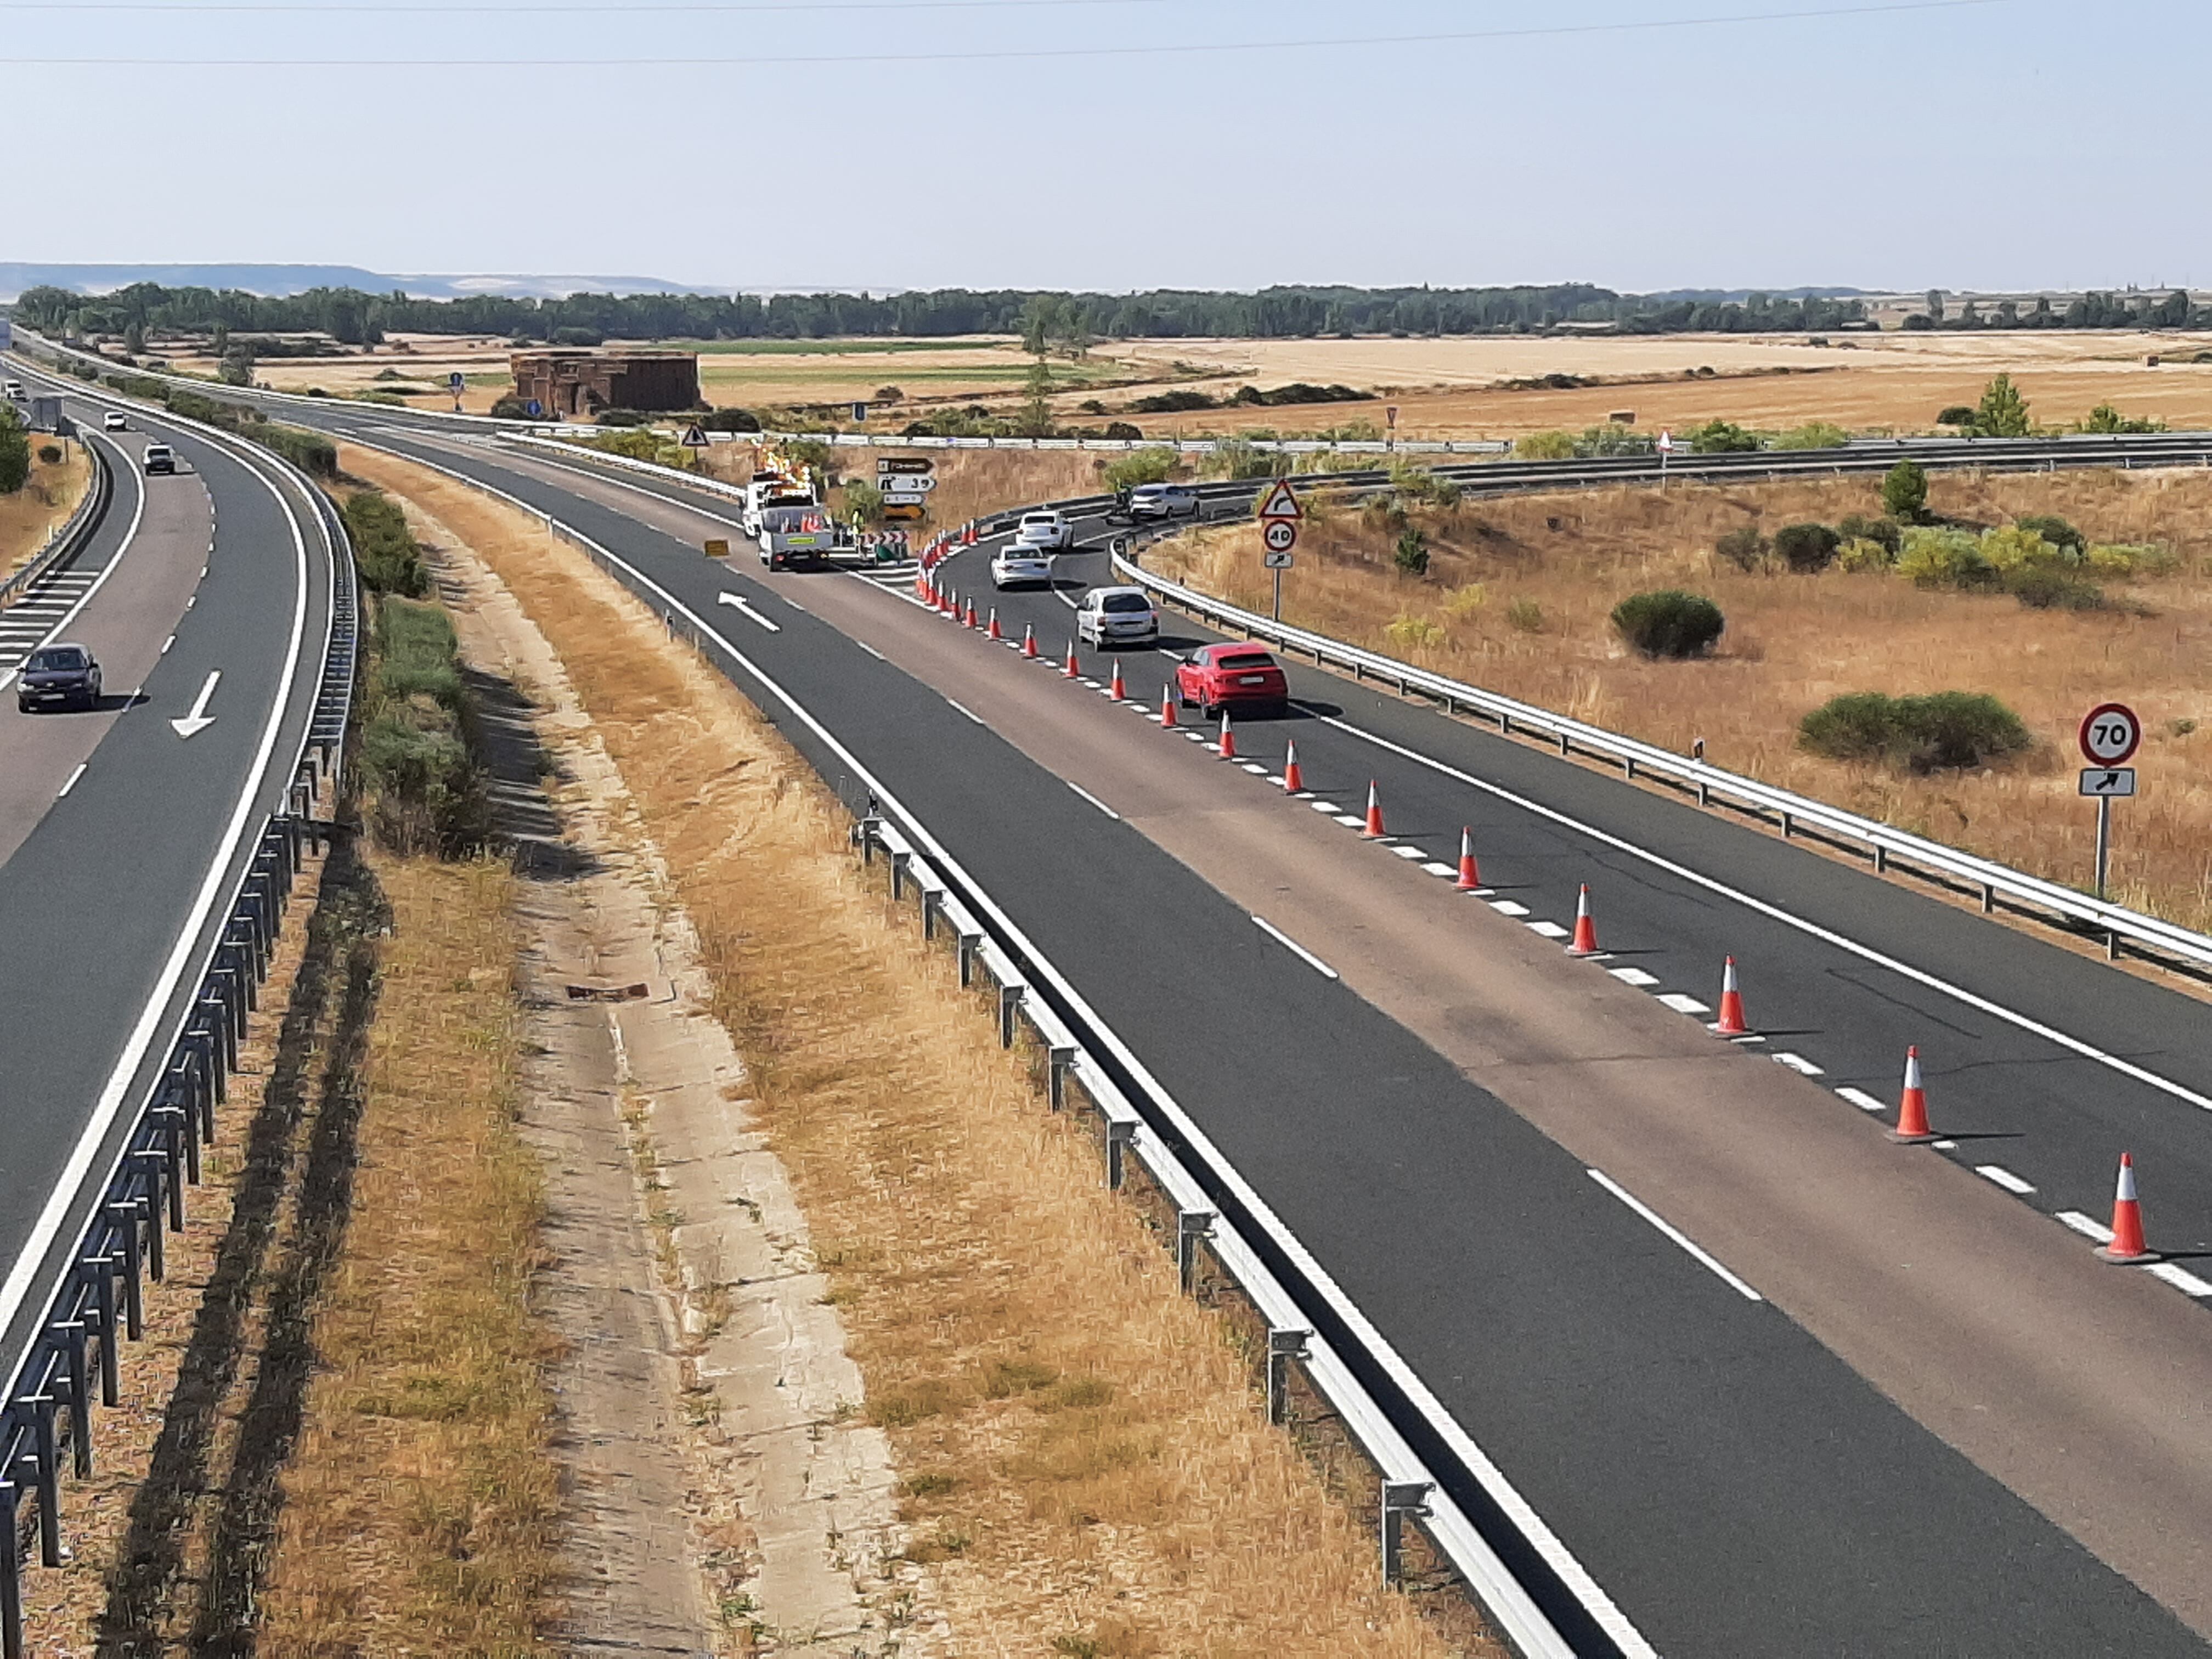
xmin=341 ymin=447 xmax=1474 ymax=1659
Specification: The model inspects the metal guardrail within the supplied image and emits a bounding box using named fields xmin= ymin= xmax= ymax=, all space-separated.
xmin=329 ymin=434 xmax=1647 ymax=1659
xmin=1113 ymin=553 xmax=2212 ymax=978
xmin=0 ymin=424 xmax=110 ymax=612
xmin=0 ymin=367 xmax=360 ymax=1657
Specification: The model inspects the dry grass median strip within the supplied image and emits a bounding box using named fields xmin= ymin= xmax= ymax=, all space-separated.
xmin=343 ymin=444 xmax=1477 ymax=1658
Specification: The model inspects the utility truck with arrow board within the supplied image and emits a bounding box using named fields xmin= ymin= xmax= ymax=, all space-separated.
xmin=744 ymin=447 xmax=834 ymax=569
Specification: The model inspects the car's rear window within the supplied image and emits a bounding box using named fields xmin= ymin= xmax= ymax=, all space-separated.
xmin=1101 ymin=593 xmax=1151 ymax=614
xmin=1217 ymin=651 xmax=1276 ymax=671
xmin=1022 ymin=514 xmax=1056 ymax=525
xmin=27 ymin=648 xmax=85 ymax=671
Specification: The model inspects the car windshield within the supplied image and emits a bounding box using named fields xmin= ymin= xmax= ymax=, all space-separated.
xmin=26 ymin=648 xmax=86 ymax=672
xmin=1131 ymin=485 xmax=1164 ymax=498
xmin=1217 ymin=652 xmax=1276 ymax=671
xmin=1101 ymin=593 xmax=1150 ymax=614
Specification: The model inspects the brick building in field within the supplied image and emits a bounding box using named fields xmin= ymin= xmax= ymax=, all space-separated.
xmin=509 ymin=349 xmax=701 ymax=416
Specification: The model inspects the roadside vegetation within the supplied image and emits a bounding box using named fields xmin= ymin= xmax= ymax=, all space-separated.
xmin=0 ymin=405 xmax=92 ymax=578
xmin=345 ymin=445 xmax=1483 ymax=1658
xmin=1148 ymin=464 xmax=2212 ymax=929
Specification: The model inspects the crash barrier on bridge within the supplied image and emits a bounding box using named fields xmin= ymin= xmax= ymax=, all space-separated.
xmin=1114 ymin=553 xmax=2212 ymax=982
xmin=0 ymin=381 xmax=359 ymax=1658
xmin=334 ymin=435 xmax=1646 ymax=1659
xmin=0 ymin=425 xmax=110 ymax=613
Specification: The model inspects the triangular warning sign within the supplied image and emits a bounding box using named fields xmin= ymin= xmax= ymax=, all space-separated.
xmin=1256 ymin=478 xmax=1302 ymax=521
xmin=681 ymin=424 xmax=708 ymax=447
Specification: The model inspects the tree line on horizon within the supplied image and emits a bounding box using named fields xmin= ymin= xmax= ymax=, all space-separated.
xmin=12 ymin=279 xmax=2203 ymax=346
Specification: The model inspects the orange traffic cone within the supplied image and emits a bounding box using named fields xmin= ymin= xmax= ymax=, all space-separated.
xmin=1022 ymin=623 xmax=1038 ymax=659
xmin=1715 ymin=956 xmax=1751 ymax=1036
xmin=2097 ymin=1153 xmax=2155 ymax=1263
xmin=1892 ymin=1046 xmax=1936 ymax=1142
xmin=964 ymin=598 xmax=979 ymax=629
xmin=988 ymin=607 xmax=1003 ymax=641
xmin=1454 ymin=827 xmax=1481 ymax=891
xmin=1109 ymin=658 xmax=1126 ymax=701
xmin=1567 ymin=885 xmax=1599 ymax=956
xmin=1160 ymin=685 xmax=1177 ymax=729
xmin=1218 ymin=712 xmax=1236 ymax=759
xmin=1283 ymin=740 xmax=1305 ymax=793
xmin=1064 ymin=640 xmax=1080 ymax=679
xmin=1362 ymin=781 xmax=1386 ymax=839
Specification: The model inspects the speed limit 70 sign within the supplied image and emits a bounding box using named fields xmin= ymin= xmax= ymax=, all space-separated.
xmin=2079 ymin=703 xmax=2142 ymax=765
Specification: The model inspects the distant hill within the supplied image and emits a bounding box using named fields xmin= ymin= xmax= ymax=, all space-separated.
xmin=0 ymin=263 xmax=731 ymax=302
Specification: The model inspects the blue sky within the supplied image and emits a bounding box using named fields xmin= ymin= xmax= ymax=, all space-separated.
xmin=7 ymin=0 xmax=2197 ymax=294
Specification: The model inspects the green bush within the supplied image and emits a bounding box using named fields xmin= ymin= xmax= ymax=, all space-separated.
xmin=1611 ymin=590 xmax=1724 ymax=658
xmin=2004 ymin=565 xmax=2105 ymax=610
xmin=1515 ymin=430 xmax=1577 ymax=460
xmin=1506 ymin=597 xmax=1544 ymax=632
xmin=1798 ymin=690 xmax=2030 ymax=772
xmin=1394 ymin=527 xmax=1430 ymax=575
xmin=343 ymin=488 xmax=430 ymax=596
xmin=1837 ymin=537 xmax=1895 ymax=572
xmin=1882 ymin=459 xmax=1929 ymax=522
xmin=1897 ymin=526 xmax=1988 ymax=588
xmin=2012 ymin=514 xmax=2085 ymax=556
xmin=0 ymin=409 xmax=28 ymax=494
xmin=1771 ymin=421 xmax=1848 ymax=450
xmin=1688 ymin=419 xmax=1759 ymax=453
xmin=487 ymin=394 xmax=535 ymax=420
xmin=1714 ymin=526 xmax=1769 ymax=571
xmin=357 ymin=597 xmax=488 ymax=856
xmin=1103 ymin=447 xmax=1176 ymax=492
xmin=36 ymin=443 xmax=61 ymax=466
xmin=1837 ymin=513 xmax=1901 ymax=554
xmin=1102 ymin=420 xmax=1143 ymax=442
xmin=1773 ymin=522 xmax=1842 ymax=572
xmin=1936 ymin=405 xmax=1976 ymax=426
xmin=596 ymin=407 xmax=652 ymax=427
xmin=704 ymin=405 xmax=763 ymax=433
xmin=258 ymin=424 xmax=338 ymax=478
xmin=1130 ymin=388 xmax=1215 ymax=414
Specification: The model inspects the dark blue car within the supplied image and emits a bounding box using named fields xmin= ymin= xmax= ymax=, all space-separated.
xmin=16 ymin=643 xmax=101 ymax=713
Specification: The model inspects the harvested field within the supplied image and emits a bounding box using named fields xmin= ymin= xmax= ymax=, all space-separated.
xmin=1 ymin=430 xmax=93 ymax=579
xmin=344 ymin=443 xmax=1486 ymax=1658
xmin=1149 ymin=466 xmax=2212 ymax=933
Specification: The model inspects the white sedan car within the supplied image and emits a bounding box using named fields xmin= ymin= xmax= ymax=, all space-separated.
xmin=1012 ymin=509 xmax=1073 ymax=550
xmin=990 ymin=545 xmax=1054 ymax=590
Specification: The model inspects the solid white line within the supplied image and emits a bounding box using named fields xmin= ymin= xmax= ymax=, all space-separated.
xmin=56 ymin=763 xmax=86 ymax=798
xmin=1836 ymin=1086 xmax=1888 ymax=1113
xmin=1587 ymin=1169 xmax=1763 ymax=1301
xmin=1066 ymin=780 xmax=1120 ymax=821
xmin=0 ymin=430 xmax=148 ymax=693
xmin=1252 ymin=914 xmax=1340 ymax=980
xmin=1319 ymin=714 xmax=2212 ymax=1118
xmin=944 ymin=697 xmax=985 ymax=726
xmin=853 ymin=639 xmax=886 ymax=662
xmin=2146 ymin=1262 xmax=2212 ymax=1297
xmin=1974 ymin=1164 xmax=2036 ymax=1195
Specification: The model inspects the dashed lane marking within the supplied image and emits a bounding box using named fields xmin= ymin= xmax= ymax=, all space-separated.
xmin=1974 ymin=1164 xmax=2036 ymax=1195
xmin=1773 ymin=1052 xmax=1825 ymax=1077
xmin=1488 ymin=899 xmax=1531 ymax=917
xmin=1527 ymin=920 xmax=1572 ymax=940
xmin=1836 ymin=1087 xmax=1888 ymax=1113
xmin=1657 ymin=992 xmax=1712 ymax=1016
xmin=1610 ymin=967 xmax=1660 ymax=987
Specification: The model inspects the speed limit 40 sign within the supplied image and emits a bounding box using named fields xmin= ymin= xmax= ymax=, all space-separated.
xmin=1263 ymin=520 xmax=1297 ymax=555
xmin=2079 ymin=703 xmax=2142 ymax=766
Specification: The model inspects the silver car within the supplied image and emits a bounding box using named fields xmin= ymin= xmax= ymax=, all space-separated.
xmin=1128 ymin=482 xmax=1199 ymax=520
xmin=1075 ymin=585 xmax=1159 ymax=649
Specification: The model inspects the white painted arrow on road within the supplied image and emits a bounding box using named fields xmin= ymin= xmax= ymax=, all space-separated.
xmin=717 ymin=591 xmax=782 ymax=633
xmin=171 ymin=670 xmax=220 ymax=738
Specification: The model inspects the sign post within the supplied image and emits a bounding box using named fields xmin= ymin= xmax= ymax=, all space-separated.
xmin=1256 ymin=479 xmax=1302 ymax=620
xmin=2077 ymin=702 xmax=2142 ymax=899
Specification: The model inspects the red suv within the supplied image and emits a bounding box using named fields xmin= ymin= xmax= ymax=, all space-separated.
xmin=1175 ymin=644 xmax=1289 ymax=719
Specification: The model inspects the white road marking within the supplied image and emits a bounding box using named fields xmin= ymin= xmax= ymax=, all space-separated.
xmin=2057 ymin=1210 xmax=2114 ymax=1243
xmin=1836 ymin=1087 xmax=1888 ymax=1113
xmin=1318 ymin=713 xmax=2212 ymax=1118
xmin=1067 ymin=780 xmax=1120 ymax=821
xmin=715 ymin=590 xmax=782 ymax=632
xmin=1421 ymin=861 xmax=1459 ymax=877
xmin=853 ymin=639 xmax=887 ymax=662
xmin=944 ymin=697 xmax=985 ymax=726
xmin=1390 ymin=844 xmax=1427 ymax=860
xmin=0 ymin=429 xmax=148 ymax=694
xmin=1773 ymin=1052 xmax=1825 ymax=1077
xmin=161 ymin=634 xmax=175 ymax=654
xmin=1657 ymin=992 xmax=1711 ymax=1015
xmin=1334 ymin=814 xmax=1366 ymax=827
xmin=57 ymin=763 xmax=86 ymax=799
xmin=1587 ymin=1169 xmax=1762 ymax=1302
xmin=1240 ymin=761 xmax=1268 ymax=775
xmin=1609 ymin=967 xmax=1660 ymax=987
xmin=2147 ymin=1262 xmax=2212 ymax=1297
xmin=1488 ymin=899 xmax=1531 ymax=917
xmin=1310 ymin=800 xmax=1341 ymax=814
xmin=1526 ymin=920 xmax=1572 ymax=939
xmin=1974 ymin=1164 xmax=2036 ymax=1195
xmin=1252 ymin=915 xmax=1339 ymax=980
xmin=169 ymin=669 xmax=220 ymax=739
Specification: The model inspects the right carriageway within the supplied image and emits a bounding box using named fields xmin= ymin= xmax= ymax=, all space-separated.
xmin=300 ymin=426 xmax=2212 ymax=1654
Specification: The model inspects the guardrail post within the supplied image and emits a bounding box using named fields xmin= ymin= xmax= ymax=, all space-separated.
xmin=920 ymin=887 xmax=938 ymax=941
xmin=1624 ymin=757 xmax=1637 ymax=781
xmin=108 ymin=1204 xmax=143 ymax=1342
xmin=159 ymin=1089 xmax=199 ymax=1187
xmin=1557 ymin=731 xmax=1570 ymax=757
xmin=890 ymin=850 xmax=909 ymax=902
xmin=1177 ymin=1210 xmax=1215 ymax=1294
xmin=91 ymin=1261 xmax=120 ymax=1407
xmin=31 ymin=1406 xmax=61 ymax=1566
xmin=134 ymin=1159 xmax=167 ymax=1280
xmin=227 ymin=927 xmax=262 ymax=1010
xmin=1980 ymin=883 xmax=1995 ymax=915
xmin=1872 ymin=844 xmax=1888 ymax=874
xmin=1780 ymin=811 xmax=1793 ymax=839
xmin=1105 ymin=1120 xmax=1135 ymax=1190
xmin=956 ymin=930 xmax=980 ymax=988
xmin=1046 ymin=1046 xmax=1075 ymax=1111
xmin=0 ymin=1480 xmax=22 ymax=1659
xmin=998 ymin=985 xmax=1023 ymax=1048
xmin=1266 ymin=1328 xmax=1310 ymax=1424
xmin=57 ymin=1324 xmax=89 ymax=1479
xmin=1380 ymin=1480 xmax=1433 ymax=1584
xmin=1696 ymin=778 xmax=1710 ymax=807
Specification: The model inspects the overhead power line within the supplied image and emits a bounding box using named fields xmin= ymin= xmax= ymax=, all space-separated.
xmin=0 ymin=0 xmax=2012 ymax=63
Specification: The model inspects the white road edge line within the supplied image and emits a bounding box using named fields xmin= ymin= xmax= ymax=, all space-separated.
xmin=56 ymin=762 xmax=86 ymax=799
xmin=1319 ymin=714 xmax=2212 ymax=1117
xmin=1066 ymin=780 xmax=1120 ymax=821
xmin=1587 ymin=1169 xmax=1763 ymax=1302
xmin=1251 ymin=915 xmax=1339 ymax=980
xmin=944 ymin=697 xmax=985 ymax=726
xmin=340 ymin=437 xmax=1656 ymax=1659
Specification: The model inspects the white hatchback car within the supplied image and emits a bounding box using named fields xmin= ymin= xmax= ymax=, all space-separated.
xmin=103 ymin=410 xmax=128 ymax=431
xmin=990 ymin=545 xmax=1054 ymax=590
xmin=1074 ymin=585 xmax=1159 ymax=649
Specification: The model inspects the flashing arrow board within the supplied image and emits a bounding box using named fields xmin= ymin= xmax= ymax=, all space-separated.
xmin=1255 ymin=478 xmax=1302 ymax=522
xmin=1263 ymin=520 xmax=1298 ymax=555
xmin=2080 ymin=768 xmax=2137 ymax=798
xmin=879 ymin=456 xmax=935 ymax=476
xmin=2078 ymin=702 xmax=2142 ymax=765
